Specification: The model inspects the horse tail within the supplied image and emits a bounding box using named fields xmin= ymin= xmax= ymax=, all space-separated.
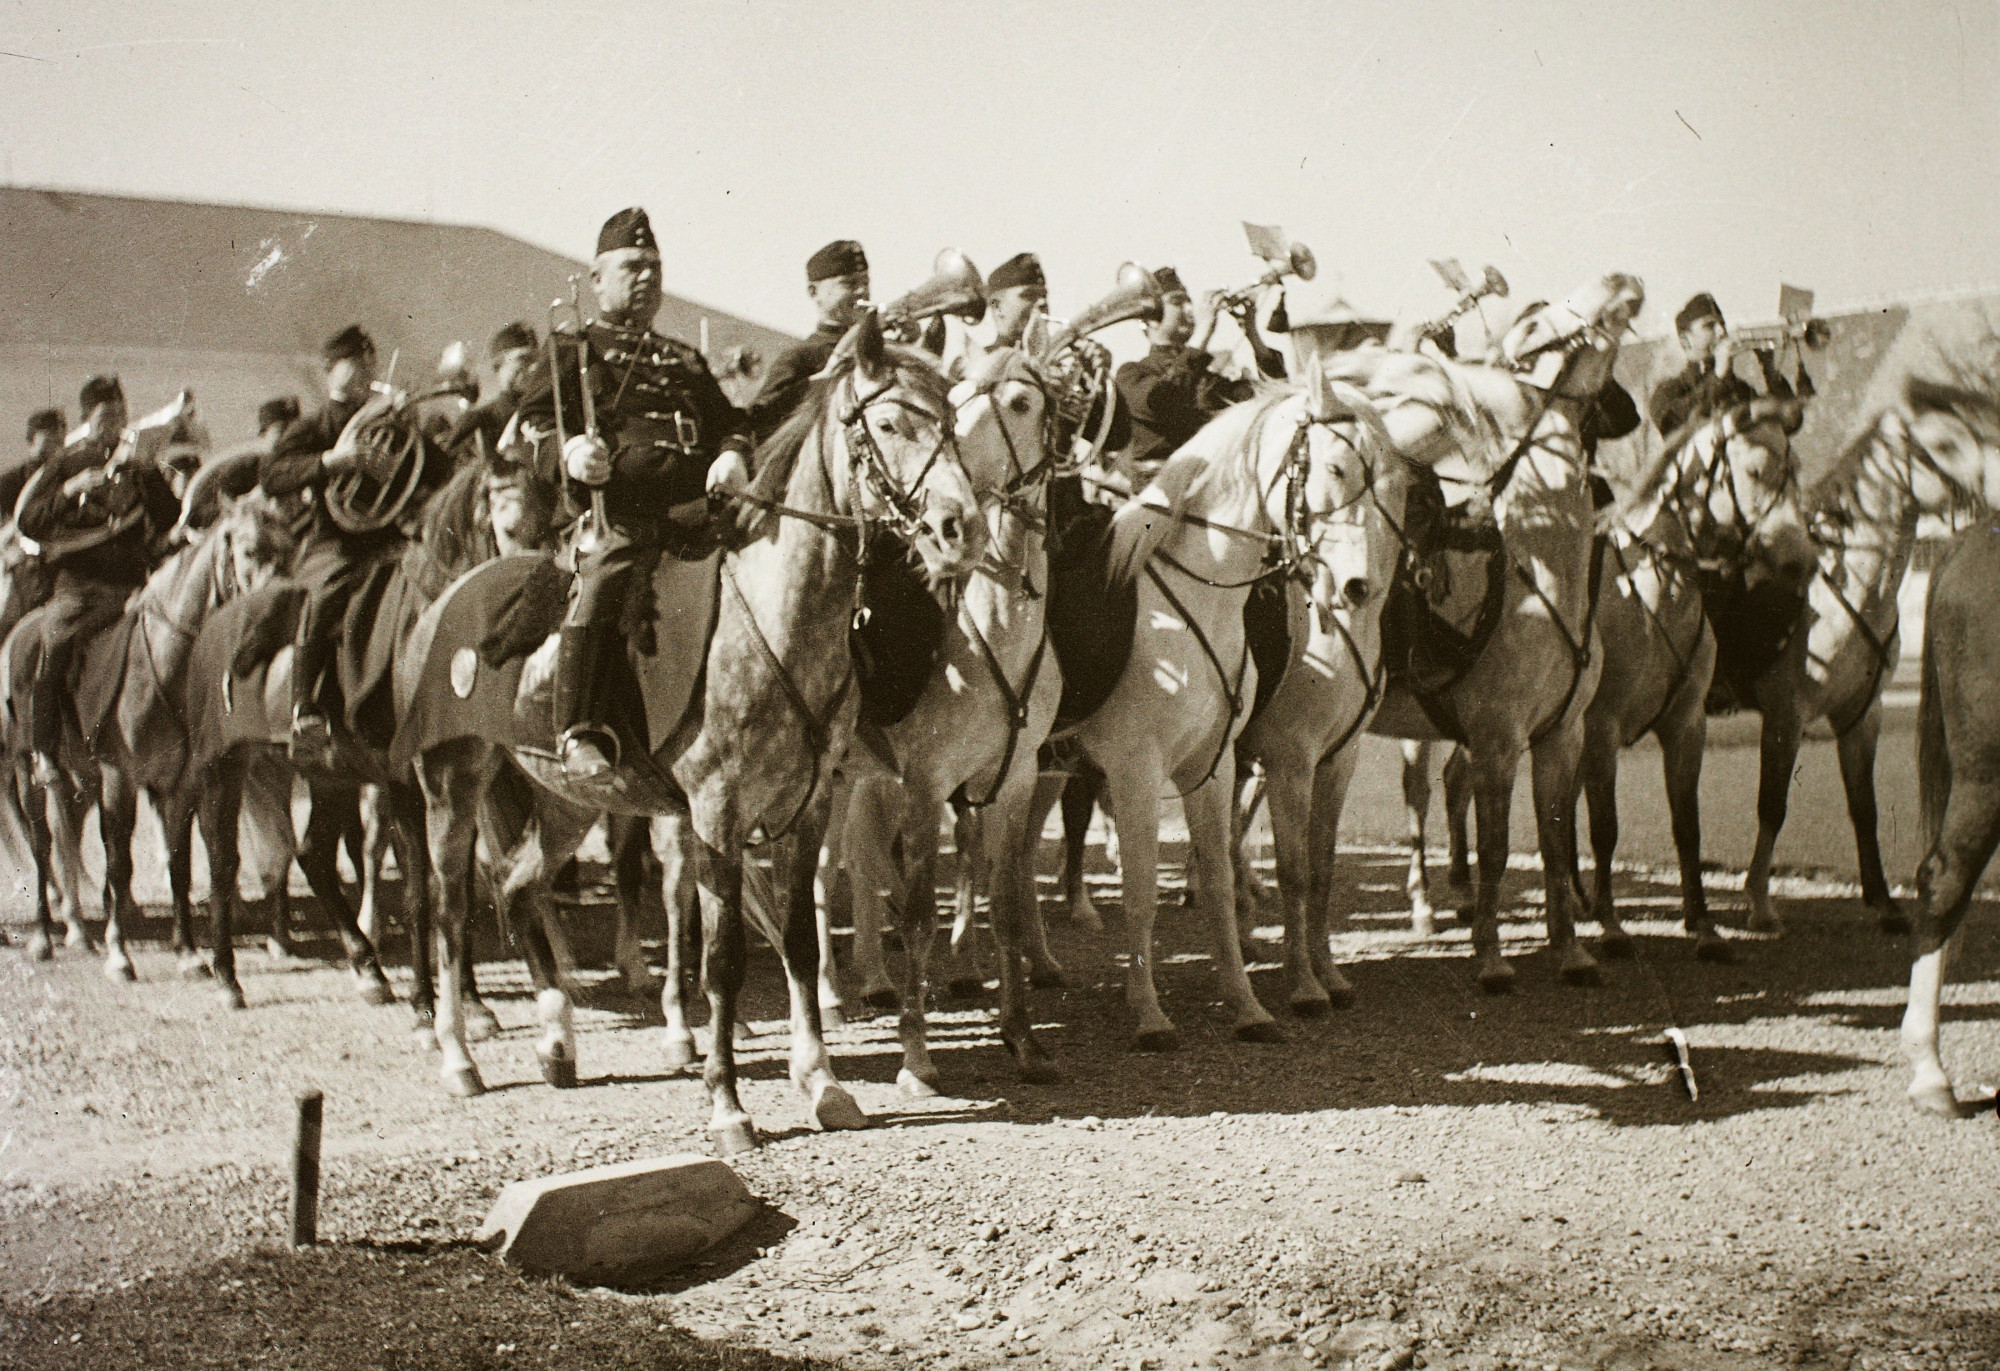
xmin=1917 ymin=583 xmax=1950 ymax=863
xmin=1104 ymin=452 xmax=1207 ymax=589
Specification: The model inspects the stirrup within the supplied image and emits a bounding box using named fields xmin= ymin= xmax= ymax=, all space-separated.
xmin=558 ymin=726 xmax=619 ymax=780
xmin=30 ymin=752 xmax=60 ymax=787
xmin=289 ymin=707 xmax=332 ymax=759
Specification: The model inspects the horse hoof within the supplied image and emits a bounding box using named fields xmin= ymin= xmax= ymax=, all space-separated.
xmin=443 ymin=1065 xmax=485 ymax=1098
xmin=1694 ymin=935 xmax=1738 ymax=964
xmin=812 ymin=1084 xmax=869 ymax=1133
xmin=711 ymin=1121 xmax=760 ymax=1156
xmin=1747 ymin=911 xmax=1784 ymax=936
xmin=819 ymin=1002 xmax=847 ymax=1030
xmin=104 ymin=957 xmax=136 ymax=983
xmin=464 ymin=1008 xmax=501 ymax=1043
xmin=1597 ymin=933 xmax=1635 ymax=961
xmin=1476 ymin=964 xmax=1515 ymax=995
xmin=1908 ymin=1082 xmax=1969 ymax=1119
xmin=412 ymin=1026 xmax=441 ymax=1053
xmin=897 ymin=1068 xmax=940 ymax=1099
xmin=1560 ymin=961 xmax=1603 ymax=989
xmin=1411 ymin=915 xmax=1435 ymax=940
xmin=1016 ymin=1057 xmax=1062 ymax=1086
xmin=1028 ymin=966 xmax=1069 ymax=991
xmin=1235 ymin=1020 xmax=1287 ymax=1045
xmin=1132 ymin=1029 xmax=1180 ymax=1053
xmin=947 ymin=976 xmax=988 ymax=999
xmin=663 ymin=1033 xmax=699 ymax=1074
xmin=178 ymin=955 xmax=212 ymax=979
xmin=1448 ymin=865 xmax=1473 ymax=891
xmin=358 ymin=977 xmax=397 ymax=1008
xmin=264 ymin=938 xmax=299 ymax=963
xmin=1878 ymin=909 xmax=1913 ymax=936
xmin=216 ymin=985 xmax=247 ymax=1011
xmin=863 ymin=989 xmax=901 ymax=1015
xmin=1324 ymin=983 xmax=1355 ymax=1011
xmin=539 ymin=1050 xmax=579 ymax=1090
xmin=1289 ymin=997 xmax=1332 ymax=1020
xmin=26 ymin=935 xmax=53 ymax=962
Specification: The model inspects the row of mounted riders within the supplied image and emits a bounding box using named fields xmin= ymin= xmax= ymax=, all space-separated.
xmin=13 ymin=251 xmax=2000 ymax=1146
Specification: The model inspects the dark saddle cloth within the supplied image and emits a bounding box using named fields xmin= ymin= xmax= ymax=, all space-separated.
xmin=1046 ymin=477 xmax=1137 ymax=731
xmin=1699 ymin=567 xmax=1807 ymax=714
xmin=1244 ymin=576 xmax=1293 ymax=726
xmin=1380 ymin=469 xmax=1508 ymax=736
xmin=853 ymin=527 xmax=946 ymax=730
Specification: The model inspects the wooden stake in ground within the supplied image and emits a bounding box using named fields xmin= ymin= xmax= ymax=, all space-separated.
xmin=291 ymin=1089 xmax=323 ymax=1246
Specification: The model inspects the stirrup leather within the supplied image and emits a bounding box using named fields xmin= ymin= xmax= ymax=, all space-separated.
xmin=557 ymin=725 xmax=620 ymax=776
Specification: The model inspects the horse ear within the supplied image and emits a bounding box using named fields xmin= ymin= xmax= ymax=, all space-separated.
xmin=851 ymin=308 xmax=889 ymax=388
xmin=1303 ymin=350 xmax=1336 ymax=422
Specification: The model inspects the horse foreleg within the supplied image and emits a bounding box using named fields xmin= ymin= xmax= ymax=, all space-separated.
xmin=1837 ymin=702 xmax=1905 ymax=933
xmin=1578 ymin=710 xmax=1630 ymax=958
xmin=1265 ymin=754 xmax=1325 ymax=1015
xmin=844 ymin=777 xmax=901 ymax=1013
xmin=197 ymin=756 xmax=247 ymax=1010
xmin=1902 ymin=779 xmax=2000 ymax=1117
xmin=1399 ymin=739 xmax=1435 ymax=934
xmin=96 ymin=766 xmax=138 ymax=982
xmin=20 ymin=761 xmax=57 ymax=962
xmin=160 ymin=784 xmax=201 ymax=975
xmin=1104 ymin=760 xmax=1178 ymax=1048
xmin=986 ymin=765 xmax=1059 ymax=1082
xmin=45 ymin=772 xmax=90 ymax=950
xmin=694 ymin=838 xmax=756 ymax=1152
xmin=890 ymin=801 xmax=944 ymax=1097
xmin=1305 ymin=744 xmax=1359 ymax=1008
xmin=1466 ymin=743 xmax=1521 ymax=993
xmin=355 ymin=782 xmax=390 ymax=946
xmin=239 ymin=753 xmax=301 ymax=958
xmin=419 ymin=746 xmax=486 ymax=1094
xmin=1658 ymin=691 xmax=1728 ymax=961
xmin=1746 ymin=703 xmax=1804 ymax=935
xmin=1059 ymin=767 xmax=1104 ymax=930
xmin=1443 ymin=745 xmax=1473 ymax=890
xmin=1531 ymin=712 xmax=1598 ymax=987
xmin=607 ymin=814 xmax=658 ymax=997
xmin=298 ymin=784 xmax=393 ymax=1006
xmin=1234 ymin=765 xmax=1273 ymax=924
xmin=520 ymin=803 xmax=594 ymax=1089
xmin=1186 ymin=756 xmax=1281 ymax=1040
xmin=653 ymin=810 xmax=702 ymax=1072
xmin=941 ymin=797 xmax=987 ymax=998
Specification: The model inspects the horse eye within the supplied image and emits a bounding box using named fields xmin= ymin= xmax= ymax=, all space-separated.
xmin=1007 ymin=393 xmax=1034 ymax=415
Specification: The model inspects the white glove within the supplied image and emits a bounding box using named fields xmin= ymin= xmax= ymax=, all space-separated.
xmin=564 ymin=434 xmax=611 ymax=486
xmin=705 ymin=449 xmax=750 ymax=496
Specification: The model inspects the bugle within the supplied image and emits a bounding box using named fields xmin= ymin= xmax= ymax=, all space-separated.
xmin=1217 ymin=240 xmax=1317 ymax=312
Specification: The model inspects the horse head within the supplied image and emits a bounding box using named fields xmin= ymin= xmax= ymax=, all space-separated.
xmin=212 ymin=490 xmax=298 ymax=600
xmin=1902 ymin=378 xmax=2000 ymax=513
xmin=820 ymin=309 xmax=984 ymax=587
xmin=950 ymin=346 xmax=1054 ymax=504
xmin=1645 ymin=401 xmax=1811 ymax=589
xmin=1286 ymin=353 xmax=1409 ymax=626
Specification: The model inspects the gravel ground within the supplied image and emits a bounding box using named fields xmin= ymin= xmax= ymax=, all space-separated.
xmin=5 ymin=838 xmax=2000 ymax=1370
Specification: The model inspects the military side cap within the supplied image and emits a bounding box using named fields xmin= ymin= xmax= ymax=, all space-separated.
xmin=25 ymin=408 xmax=66 ymax=443
xmin=258 ymin=395 xmax=301 ymax=432
xmin=322 ymin=325 xmax=374 ymax=363
xmin=490 ymin=321 xmax=538 ymax=358
xmin=78 ymin=374 xmax=124 ymax=411
xmin=597 ymin=207 xmax=657 ymax=256
xmin=988 ymin=253 xmax=1045 ymax=293
xmin=1152 ymin=266 xmax=1189 ymax=297
xmin=807 ymin=239 xmax=867 ymax=282
xmin=1675 ymin=292 xmax=1724 ymax=334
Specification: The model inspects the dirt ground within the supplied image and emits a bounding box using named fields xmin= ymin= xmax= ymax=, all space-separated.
xmin=5 ymin=825 xmax=2000 ymax=1371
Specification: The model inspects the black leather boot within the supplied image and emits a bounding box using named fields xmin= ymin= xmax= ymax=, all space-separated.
xmin=554 ymin=626 xmax=616 ymax=780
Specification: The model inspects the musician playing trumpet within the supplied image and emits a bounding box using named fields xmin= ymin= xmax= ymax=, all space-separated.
xmin=1649 ymin=292 xmax=1796 ymax=438
xmin=745 ymin=238 xmax=870 ymax=442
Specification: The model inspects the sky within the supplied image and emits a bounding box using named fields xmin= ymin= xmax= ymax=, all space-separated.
xmin=3 ymin=0 xmax=1998 ymax=348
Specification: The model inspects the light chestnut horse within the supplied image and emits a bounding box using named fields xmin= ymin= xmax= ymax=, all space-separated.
xmin=1401 ymin=405 xmax=1817 ymax=961
xmin=1357 ymin=281 xmax=1638 ymax=993
xmin=1901 ymin=379 xmax=2000 ymax=1115
xmin=1001 ymin=365 xmax=1401 ymax=1063
xmin=411 ymin=314 xmax=984 ymax=1152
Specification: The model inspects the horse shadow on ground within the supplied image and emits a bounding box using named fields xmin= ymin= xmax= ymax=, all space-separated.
xmin=676 ymin=845 xmax=2000 ymax=1131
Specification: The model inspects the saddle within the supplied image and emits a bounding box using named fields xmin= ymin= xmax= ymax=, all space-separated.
xmin=1379 ymin=468 xmax=1508 ymax=736
xmin=1699 ymin=566 xmax=1807 ymax=715
xmin=1046 ymin=477 xmax=1138 ymax=732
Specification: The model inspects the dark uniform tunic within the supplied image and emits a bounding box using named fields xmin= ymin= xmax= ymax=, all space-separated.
xmin=18 ymin=436 xmax=180 ymax=754
xmin=1648 ymin=354 xmax=1794 ymax=437
xmin=743 ymin=322 xmax=844 ymax=443
xmin=516 ymin=320 xmax=751 ymax=636
xmin=1113 ymin=345 xmax=1254 ymax=482
xmin=444 ymin=391 xmax=523 ymax=470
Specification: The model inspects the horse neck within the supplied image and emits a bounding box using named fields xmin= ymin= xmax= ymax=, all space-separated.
xmin=1821 ymin=423 xmax=1922 ymax=608
xmin=726 ymin=415 xmax=857 ymax=695
xmin=963 ymin=476 xmax=1048 ymax=657
xmin=1493 ymin=395 xmax=1593 ymax=581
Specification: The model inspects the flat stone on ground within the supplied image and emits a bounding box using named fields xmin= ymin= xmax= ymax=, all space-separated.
xmin=476 ymin=1154 xmax=756 ymax=1287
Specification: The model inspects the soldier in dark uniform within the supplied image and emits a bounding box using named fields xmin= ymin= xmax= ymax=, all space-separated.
xmin=18 ymin=375 xmax=179 ymax=782
xmin=515 ymin=206 xmax=755 ymax=779
xmin=3 ymin=408 xmax=67 ymax=519
xmin=259 ymin=325 xmax=405 ymax=753
xmin=1112 ymin=267 xmax=1283 ymax=487
xmin=743 ymin=239 xmax=869 ymax=442
xmin=445 ymin=321 xmax=539 ymax=468
xmin=1648 ymin=292 xmax=1795 ymax=437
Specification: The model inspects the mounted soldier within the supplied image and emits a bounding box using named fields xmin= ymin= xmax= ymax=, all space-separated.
xmin=1649 ymin=292 xmax=1797 ymax=438
xmin=513 ymin=205 xmax=755 ymax=780
xmin=445 ymin=321 xmax=539 ymax=469
xmin=17 ymin=375 xmax=182 ymax=784
xmin=744 ymin=239 xmax=870 ymax=442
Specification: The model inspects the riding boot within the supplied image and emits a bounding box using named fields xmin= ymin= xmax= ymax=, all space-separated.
xmin=554 ymin=626 xmax=617 ymax=780
xmin=289 ymin=597 xmax=333 ymax=759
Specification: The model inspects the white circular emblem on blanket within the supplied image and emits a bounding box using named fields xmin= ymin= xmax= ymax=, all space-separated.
xmin=450 ymin=647 xmax=478 ymax=699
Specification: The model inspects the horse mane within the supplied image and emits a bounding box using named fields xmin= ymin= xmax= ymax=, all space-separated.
xmin=1100 ymin=391 xmax=1284 ymax=587
xmin=213 ymin=489 xmax=298 ymax=570
xmin=746 ymin=345 xmax=955 ymax=510
xmin=1321 ymin=347 xmax=1509 ymax=479
xmin=415 ymin=461 xmax=501 ymax=577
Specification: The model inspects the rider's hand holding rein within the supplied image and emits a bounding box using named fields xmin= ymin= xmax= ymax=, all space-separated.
xmin=704 ymin=449 xmax=767 ymax=540
xmin=564 ymin=433 xmax=613 ymax=486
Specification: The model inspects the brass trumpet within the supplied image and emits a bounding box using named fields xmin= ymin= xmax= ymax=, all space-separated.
xmin=1418 ymin=264 xmax=1509 ymax=339
xmin=1729 ymin=318 xmax=1832 ymax=353
xmin=882 ymin=249 xmax=988 ymax=328
xmin=1216 ymin=240 xmax=1317 ymax=312
xmin=1033 ymin=261 xmax=1164 ymax=361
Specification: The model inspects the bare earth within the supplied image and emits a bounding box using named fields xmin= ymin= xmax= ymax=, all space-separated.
xmin=4 ymin=824 xmax=2000 ymax=1371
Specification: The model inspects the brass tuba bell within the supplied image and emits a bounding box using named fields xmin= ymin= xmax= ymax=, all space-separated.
xmin=882 ymin=248 xmax=988 ymax=328
xmin=1034 ymin=262 xmax=1165 ymax=361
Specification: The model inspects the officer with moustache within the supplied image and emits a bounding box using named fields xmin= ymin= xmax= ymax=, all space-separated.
xmin=515 ymin=206 xmax=755 ymax=779
xmin=744 ymin=239 xmax=869 ymax=441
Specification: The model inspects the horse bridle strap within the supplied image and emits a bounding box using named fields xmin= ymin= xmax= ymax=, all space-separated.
xmin=1144 ymin=561 xmax=1251 ymax=789
xmin=958 ymin=609 xmax=1050 ymax=810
